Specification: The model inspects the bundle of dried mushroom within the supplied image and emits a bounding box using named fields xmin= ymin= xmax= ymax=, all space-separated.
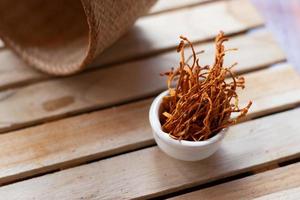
xmin=160 ymin=31 xmax=252 ymax=141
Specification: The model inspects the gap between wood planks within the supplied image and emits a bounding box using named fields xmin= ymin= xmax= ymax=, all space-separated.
xmin=0 ymin=0 xmax=264 ymax=91
xmin=0 ymin=107 xmax=300 ymax=199
xmin=155 ymin=172 xmax=255 ymax=199
xmin=165 ymin=161 xmax=300 ymax=200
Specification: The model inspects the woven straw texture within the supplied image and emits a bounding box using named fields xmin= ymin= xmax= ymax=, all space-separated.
xmin=0 ymin=0 xmax=156 ymax=75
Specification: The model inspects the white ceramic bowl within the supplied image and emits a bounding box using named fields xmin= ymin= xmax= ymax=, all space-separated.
xmin=149 ymin=90 xmax=227 ymax=161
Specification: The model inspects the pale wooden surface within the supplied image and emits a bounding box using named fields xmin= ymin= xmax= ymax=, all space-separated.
xmin=0 ymin=30 xmax=284 ymax=91
xmin=0 ymin=62 xmax=296 ymax=134
xmin=0 ymin=50 xmax=47 ymax=90
xmin=92 ymin=0 xmax=263 ymax=67
xmin=0 ymin=100 xmax=153 ymax=185
xmin=1 ymin=64 xmax=299 ymax=185
xmin=149 ymin=0 xmax=213 ymax=15
xmin=0 ymin=108 xmax=299 ymax=199
xmin=0 ymin=0 xmax=299 ymax=199
xmin=253 ymin=187 xmax=300 ymax=200
xmin=171 ymin=162 xmax=300 ymax=200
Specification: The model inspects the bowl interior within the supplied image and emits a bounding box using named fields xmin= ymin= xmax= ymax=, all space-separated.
xmin=149 ymin=90 xmax=226 ymax=147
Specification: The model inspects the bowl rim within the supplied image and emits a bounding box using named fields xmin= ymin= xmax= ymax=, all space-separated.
xmin=149 ymin=90 xmax=227 ymax=147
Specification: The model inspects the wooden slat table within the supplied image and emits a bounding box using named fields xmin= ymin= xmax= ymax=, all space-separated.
xmin=0 ymin=0 xmax=299 ymax=199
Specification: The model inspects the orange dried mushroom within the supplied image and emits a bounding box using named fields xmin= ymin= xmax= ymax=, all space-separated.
xmin=160 ymin=32 xmax=252 ymax=141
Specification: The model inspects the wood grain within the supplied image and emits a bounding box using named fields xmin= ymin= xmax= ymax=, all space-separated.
xmin=149 ymin=0 xmax=214 ymax=15
xmin=237 ymin=64 xmax=300 ymax=120
xmin=0 ymin=99 xmax=153 ymax=185
xmin=0 ymin=50 xmax=47 ymax=90
xmin=0 ymin=30 xmax=284 ymax=91
xmin=253 ymin=187 xmax=300 ymax=200
xmin=0 ymin=108 xmax=300 ymax=199
xmin=171 ymin=162 xmax=300 ymax=200
xmin=92 ymin=0 xmax=263 ymax=67
xmin=0 ymin=63 xmax=299 ymax=185
xmin=0 ymin=45 xmax=291 ymax=133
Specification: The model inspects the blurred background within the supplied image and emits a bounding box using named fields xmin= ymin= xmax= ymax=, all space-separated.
xmin=252 ymin=0 xmax=300 ymax=73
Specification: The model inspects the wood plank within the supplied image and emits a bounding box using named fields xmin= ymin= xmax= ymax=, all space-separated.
xmin=0 ymin=50 xmax=47 ymax=90
xmin=237 ymin=64 xmax=300 ymax=120
xmin=170 ymin=162 xmax=300 ymax=200
xmin=149 ymin=0 xmax=214 ymax=15
xmin=0 ymin=63 xmax=299 ymax=185
xmin=0 ymin=30 xmax=284 ymax=91
xmin=92 ymin=0 xmax=263 ymax=67
xmin=0 ymin=32 xmax=289 ymax=133
xmin=253 ymin=187 xmax=300 ymax=200
xmin=0 ymin=108 xmax=300 ymax=199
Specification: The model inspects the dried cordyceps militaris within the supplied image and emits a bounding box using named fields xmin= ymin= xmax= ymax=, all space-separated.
xmin=160 ymin=31 xmax=252 ymax=141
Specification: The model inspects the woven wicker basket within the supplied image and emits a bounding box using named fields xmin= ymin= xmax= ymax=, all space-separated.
xmin=0 ymin=0 xmax=156 ymax=75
